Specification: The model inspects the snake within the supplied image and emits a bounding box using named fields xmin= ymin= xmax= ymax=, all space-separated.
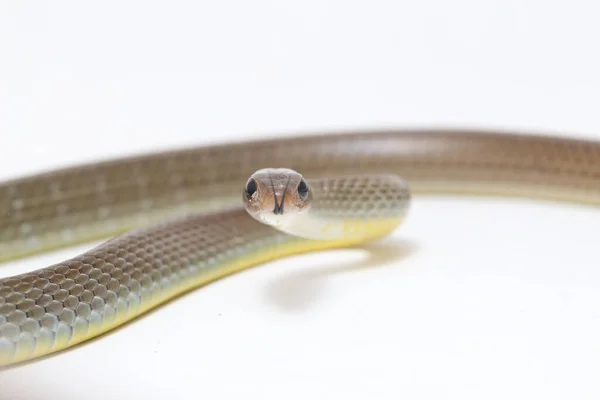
xmin=1 ymin=128 xmax=599 ymax=367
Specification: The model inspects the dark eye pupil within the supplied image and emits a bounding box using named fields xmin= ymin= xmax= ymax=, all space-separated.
xmin=245 ymin=178 xmax=257 ymax=198
xmin=297 ymin=179 xmax=309 ymax=200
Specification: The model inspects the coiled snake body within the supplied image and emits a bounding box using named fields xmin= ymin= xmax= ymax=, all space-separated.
xmin=1 ymin=129 xmax=598 ymax=366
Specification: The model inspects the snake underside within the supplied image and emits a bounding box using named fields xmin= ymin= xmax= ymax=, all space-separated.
xmin=2 ymin=129 xmax=600 ymax=366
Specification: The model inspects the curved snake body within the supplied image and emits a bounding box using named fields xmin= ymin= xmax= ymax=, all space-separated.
xmin=1 ymin=129 xmax=599 ymax=366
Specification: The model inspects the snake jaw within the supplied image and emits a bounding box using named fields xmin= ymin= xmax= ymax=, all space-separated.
xmin=243 ymin=168 xmax=310 ymax=226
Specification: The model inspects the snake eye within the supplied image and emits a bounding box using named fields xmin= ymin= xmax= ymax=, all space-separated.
xmin=297 ymin=179 xmax=309 ymax=201
xmin=245 ymin=178 xmax=257 ymax=199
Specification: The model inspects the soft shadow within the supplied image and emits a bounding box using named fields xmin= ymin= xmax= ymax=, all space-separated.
xmin=3 ymin=237 xmax=415 ymax=370
xmin=264 ymin=237 xmax=417 ymax=311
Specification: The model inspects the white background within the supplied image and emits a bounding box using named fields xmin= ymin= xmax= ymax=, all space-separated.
xmin=1 ymin=1 xmax=600 ymax=399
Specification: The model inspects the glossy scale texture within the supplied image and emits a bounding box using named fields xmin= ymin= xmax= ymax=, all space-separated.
xmin=0 ymin=171 xmax=408 ymax=365
xmin=2 ymin=128 xmax=600 ymax=366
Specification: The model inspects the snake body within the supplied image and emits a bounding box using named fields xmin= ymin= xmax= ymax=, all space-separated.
xmin=1 ymin=129 xmax=600 ymax=366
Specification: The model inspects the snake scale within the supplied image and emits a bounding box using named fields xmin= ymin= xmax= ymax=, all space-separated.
xmin=1 ymin=129 xmax=600 ymax=366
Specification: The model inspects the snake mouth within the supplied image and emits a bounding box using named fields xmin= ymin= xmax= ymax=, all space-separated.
xmin=256 ymin=209 xmax=295 ymax=227
xmin=242 ymin=168 xmax=312 ymax=229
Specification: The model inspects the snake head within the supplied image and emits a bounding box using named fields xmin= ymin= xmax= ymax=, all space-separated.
xmin=243 ymin=168 xmax=311 ymax=227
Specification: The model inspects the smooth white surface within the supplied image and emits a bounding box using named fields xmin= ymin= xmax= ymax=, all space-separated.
xmin=1 ymin=1 xmax=600 ymax=399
